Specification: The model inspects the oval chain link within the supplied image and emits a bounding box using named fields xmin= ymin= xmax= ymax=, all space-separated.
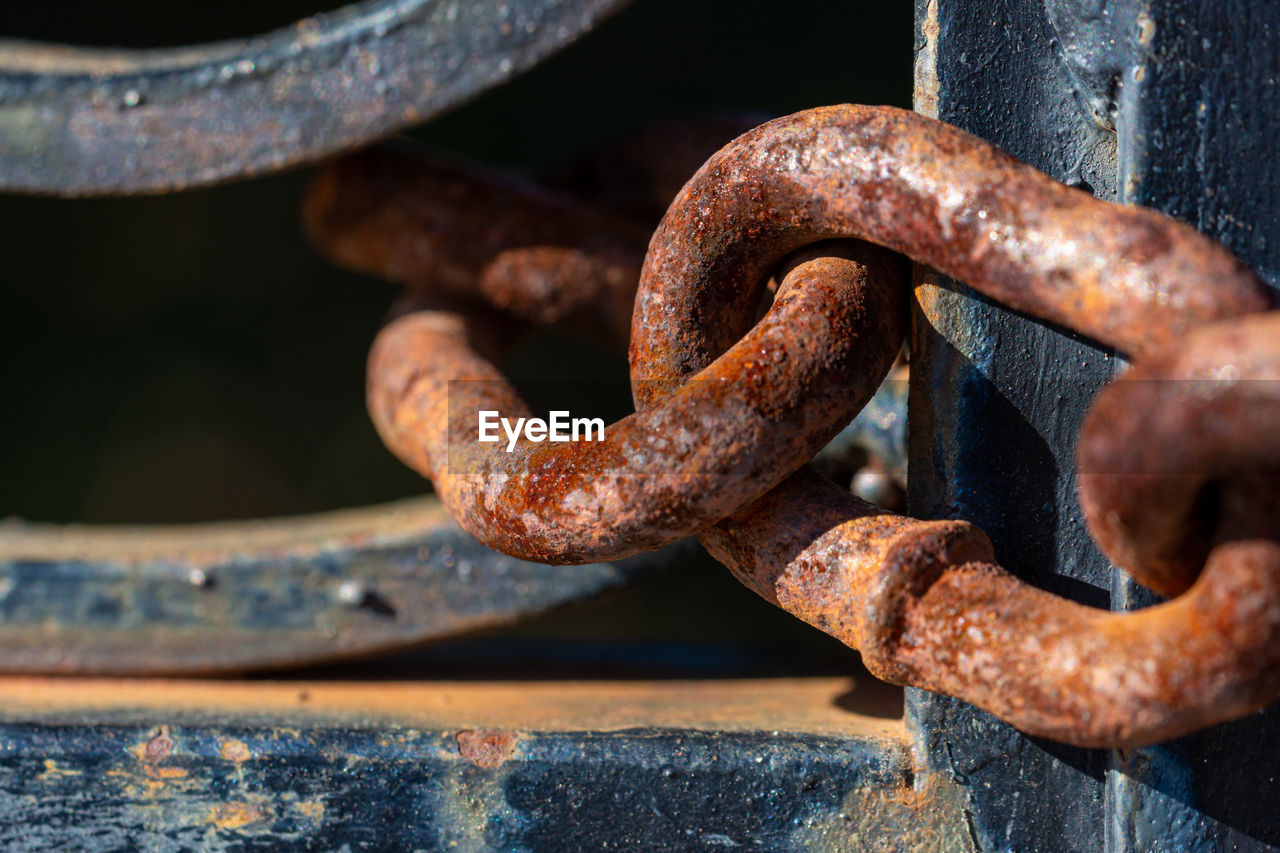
xmin=310 ymin=105 xmax=1279 ymax=748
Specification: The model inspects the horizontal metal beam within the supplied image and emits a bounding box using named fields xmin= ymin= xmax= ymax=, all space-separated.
xmin=0 ymin=678 xmax=963 ymax=850
xmin=0 ymin=498 xmax=674 ymax=674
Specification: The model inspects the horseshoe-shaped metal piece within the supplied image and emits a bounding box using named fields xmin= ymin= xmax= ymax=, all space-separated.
xmin=0 ymin=0 xmax=630 ymax=195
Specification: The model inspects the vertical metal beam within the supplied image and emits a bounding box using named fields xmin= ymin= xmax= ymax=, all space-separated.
xmin=909 ymin=0 xmax=1117 ymax=849
xmin=914 ymin=0 xmax=1280 ymax=849
xmin=1109 ymin=2 xmax=1280 ymax=850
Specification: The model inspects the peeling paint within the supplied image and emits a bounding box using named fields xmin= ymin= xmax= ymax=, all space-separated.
xmin=914 ymin=0 xmax=940 ymax=118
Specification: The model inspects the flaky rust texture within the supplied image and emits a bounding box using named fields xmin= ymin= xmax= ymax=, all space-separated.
xmin=366 ymin=247 xmax=904 ymax=563
xmin=629 ymin=105 xmax=1278 ymax=747
xmin=305 ymin=145 xmax=649 ymax=346
xmin=321 ymin=105 xmax=1278 ymax=747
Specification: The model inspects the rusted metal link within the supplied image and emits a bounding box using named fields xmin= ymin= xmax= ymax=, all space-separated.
xmin=305 ymin=115 xmax=771 ymax=348
xmin=628 ymin=104 xmax=1271 ymax=400
xmin=628 ymin=104 xmax=1279 ymax=746
xmin=326 ymin=105 xmax=1277 ymax=746
xmin=1077 ymin=312 xmax=1280 ymax=597
xmin=305 ymin=144 xmax=650 ymax=346
xmin=701 ymin=455 xmax=1280 ymax=747
xmin=0 ymin=116 xmax=818 ymax=677
xmin=310 ymin=123 xmax=908 ymax=564
xmin=365 ymin=245 xmax=904 ymax=563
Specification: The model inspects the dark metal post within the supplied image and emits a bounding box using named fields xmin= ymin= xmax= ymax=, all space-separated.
xmin=911 ymin=0 xmax=1280 ymax=849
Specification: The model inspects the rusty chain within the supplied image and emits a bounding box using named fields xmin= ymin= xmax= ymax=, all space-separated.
xmin=0 ymin=115 xmax=752 ymax=675
xmin=308 ymin=104 xmax=1279 ymax=749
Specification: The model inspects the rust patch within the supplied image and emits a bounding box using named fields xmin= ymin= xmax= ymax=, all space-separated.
xmin=456 ymin=729 xmax=520 ymax=768
xmin=37 ymin=759 xmax=80 ymax=781
xmin=296 ymin=799 xmax=326 ymax=822
xmin=310 ymin=104 xmax=1278 ymax=748
xmin=135 ymin=725 xmax=174 ymax=764
xmin=913 ymin=0 xmax=940 ymax=118
xmin=209 ymin=799 xmax=274 ymax=831
xmin=796 ymin=774 xmax=975 ymax=852
xmin=219 ymin=739 xmax=251 ymax=763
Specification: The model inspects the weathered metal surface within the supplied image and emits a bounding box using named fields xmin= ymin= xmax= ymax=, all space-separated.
xmin=1105 ymin=3 xmax=1280 ymax=850
xmin=1043 ymin=0 xmax=1138 ymax=130
xmin=0 ymin=498 xmax=672 ymax=674
xmin=628 ymin=105 xmax=1274 ymax=745
xmin=365 ymin=247 xmax=904 ymax=564
xmin=630 ymin=105 xmax=1267 ymax=384
xmin=0 ymin=0 xmax=631 ymax=195
xmin=331 ymin=103 xmax=1278 ymax=747
xmin=309 ymin=134 xmax=906 ymax=564
xmin=909 ymin=0 xmax=1124 ymax=845
xmin=304 ymin=115 xmax=771 ymax=345
xmin=1078 ymin=313 xmax=1280 ymax=598
xmin=0 ymin=678 xmax=968 ymax=852
xmin=912 ymin=0 xmax=1280 ymax=849
xmin=305 ymin=143 xmax=650 ymax=345
xmin=0 ymin=114 xmax=749 ymax=675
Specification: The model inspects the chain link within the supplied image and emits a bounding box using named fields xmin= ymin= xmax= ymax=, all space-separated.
xmin=310 ymin=104 xmax=1279 ymax=748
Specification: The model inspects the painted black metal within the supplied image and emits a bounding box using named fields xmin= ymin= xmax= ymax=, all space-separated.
xmin=0 ymin=717 xmax=919 ymax=850
xmin=0 ymin=0 xmax=630 ymax=196
xmin=909 ymin=0 xmax=1117 ymax=849
xmin=1108 ymin=3 xmax=1280 ymax=850
xmin=1043 ymin=0 xmax=1138 ymax=130
xmin=0 ymin=505 xmax=672 ymax=675
xmin=911 ymin=0 xmax=1280 ymax=850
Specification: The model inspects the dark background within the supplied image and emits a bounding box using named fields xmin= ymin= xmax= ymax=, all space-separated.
xmin=0 ymin=1 xmax=912 ymax=667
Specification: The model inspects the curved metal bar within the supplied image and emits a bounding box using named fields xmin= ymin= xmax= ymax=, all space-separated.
xmin=1078 ymin=312 xmax=1280 ymax=597
xmin=0 ymin=0 xmax=630 ymax=195
xmin=367 ymin=246 xmax=905 ymax=564
xmin=628 ymin=104 xmax=1271 ymax=401
xmin=627 ymin=104 xmax=1279 ymax=747
xmin=0 ymin=497 xmax=671 ymax=674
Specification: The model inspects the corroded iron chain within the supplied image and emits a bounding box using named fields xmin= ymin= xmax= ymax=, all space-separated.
xmin=307 ymin=104 xmax=1279 ymax=748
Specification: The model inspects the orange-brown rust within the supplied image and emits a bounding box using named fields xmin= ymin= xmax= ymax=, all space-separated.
xmin=887 ymin=474 xmax=1280 ymax=746
xmin=209 ymin=800 xmax=274 ymax=830
xmin=313 ymin=104 xmax=1279 ymax=748
xmin=220 ymin=739 xmax=252 ymax=763
xmin=305 ymin=144 xmax=649 ymax=346
xmin=0 ymin=677 xmax=906 ymax=740
xmin=628 ymin=105 xmax=1279 ymax=747
xmin=630 ymin=104 xmax=1271 ymax=406
xmin=365 ymin=247 xmax=905 ymax=563
xmin=1077 ymin=312 xmax=1280 ymax=597
xmin=142 ymin=726 xmax=174 ymax=764
xmin=456 ymin=730 xmax=520 ymax=768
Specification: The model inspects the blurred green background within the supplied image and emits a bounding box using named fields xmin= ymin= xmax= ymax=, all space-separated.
xmin=0 ymin=0 xmax=911 ymax=669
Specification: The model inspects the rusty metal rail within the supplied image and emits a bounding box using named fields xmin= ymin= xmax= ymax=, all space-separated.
xmin=315 ymin=104 xmax=1280 ymax=748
